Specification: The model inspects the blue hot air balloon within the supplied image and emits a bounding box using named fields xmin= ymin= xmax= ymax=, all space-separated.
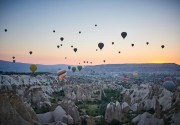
xmin=163 ymin=81 xmax=176 ymax=91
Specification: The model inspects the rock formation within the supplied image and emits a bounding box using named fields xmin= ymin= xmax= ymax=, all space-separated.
xmin=0 ymin=92 xmax=41 ymax=125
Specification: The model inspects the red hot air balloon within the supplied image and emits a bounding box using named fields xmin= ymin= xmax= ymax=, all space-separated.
xmin=57 ymin=70 xmax=66 ymax=81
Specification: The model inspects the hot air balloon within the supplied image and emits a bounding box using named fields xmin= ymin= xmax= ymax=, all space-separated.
xmin=30 ymin=64 xmax=37 ymax=73
xmin=79 ymin=63 xmax=80 ymax=64
xmin=12 ymin=56 xmax=15 ymax=59
xmin=98 ymin=43 xmax=104 ymax=50
xmin=4 ymin=29 xmax=7 ymax=32
xmin=164 ymin=77 xmax=172 ymax=82
xmin=65 ymin=57 xmax=67 ymax=59
xmin=121 ymin=32 xmax=127 ymax=39
xmin=161 ymin=45 xmax=165 ymax=49
xmin=123 ymin=75 xmax=129 ymax=83
xmin=90 ymin=62 xmax=92 ymax=64
xmin=29 ymin=51 xmax=32 ymax=55
xmin=71 ymin=45 xmax=73 ymax=48
xmin=131 ymin=44 xmax=134 ymax=47
xmin=68 ymin=66 xmax=71 ymax=70
xmin=60 ymin=37 xmax=64 ymax=41
xmin=84 ymin=61 xmax=86 ymax=63
xmin=103 ymin=60 xmax=106 ymax=63
xmin=57 ymin=45 xmax=60 ymax=48
xmin=118 ymin=51 xmax=121 ymax=54
xmin=74 ymin=48 xmax=77 ymax=52
xmin=53 ymin=30 xmax=55 ymax=33
xmin=79 ymin=31 xmax=81 ymax=34
xmin=112 ymin=42 xmax=114 ymax=45
xmin=96 ymin=49 xmax=98 ymax=51
xmin=146 ymin=42 xmax=149 ymax=45
xmin=57 ymin=69 xmax=66 ymax=81
xmin=13 ymin=60 xmax=16 ymax=63
xmin=163 ymin=81 xmax=176 ymax=91
xmin=95 ymin=24 xmax=97 ymax=27
xmin=87 ymin=61 xmax=88 ymax=63
xmin=60 ymin=44 xmax=63 ymax=46
xmin=133 ymin=72 xmax=138 ymax=78
xmin=77 ymin=65 xmax=82 ymax=71
xmin=72 ymin=67 xmax=76 ymax=72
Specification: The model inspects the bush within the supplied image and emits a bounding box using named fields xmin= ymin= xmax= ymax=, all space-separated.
xmin=109 ymin=119 xmax=122 ymax=125
xmin=147 ymin=108 xmax=155 ymax=114
xmin=81 ymin=118 xmax=87 ymax=125
xmin=33 ymin=105 xmax=50 ymax=114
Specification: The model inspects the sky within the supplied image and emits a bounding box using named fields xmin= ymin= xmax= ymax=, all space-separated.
xmin=0 ymin=0 xmax=180 ymax=65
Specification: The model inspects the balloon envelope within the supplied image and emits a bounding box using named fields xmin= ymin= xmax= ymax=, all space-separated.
xmin=74 ymin=48 xmax=77 ymax=52
xmin=60 ymin=37 xmax=64 ymax=41
xmin=121 ymin=32 xmax=127 ymax=39
xmin=133 ymin=72 xmax=138 ymax=78
xmin=77 ymin=65 xmax=82 ymax=71
xmin=30 ymin=64 xmax=37 ymax=73
xmin=98 ymin=43 xmax=104 ymax=50
xmin=68 ymin=66 xmax=71 ymax=70
xmin=164 ymin=77 xmax=172 ymax=82
xmin=57 ymin=70 xmax=66 ymax=76
xmin=57 ymin=70 xmax=66 ymax=80
xmin=123 ymin=75 xmax=129 ymax=83
xmin=59 ymin=74 xmax=66 ymax=80
xmin=163 ymin=81 xmax=176 ymax=91
xmin=72 ymin=67 xmax=76 ymax=72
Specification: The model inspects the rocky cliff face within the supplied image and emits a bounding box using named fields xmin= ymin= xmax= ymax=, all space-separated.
xmin=0 ymin=92 xmax=41 ymax=125
xmin=105 ymin=83 xmax=180 ymax=124
xmin=60 ymin=99 xmax=80 ymax=124
xmin=132 ymin=112 xmax=164 ymax=125
xmin=37 ymin=106 xmax=74 ymax=125
xmin=105 ymin=101 xmax=128 ymax=123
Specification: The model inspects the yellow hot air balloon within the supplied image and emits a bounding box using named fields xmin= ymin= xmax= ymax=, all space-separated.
xmin=30 ymin=64 xmax=37 ymax=73
xmin=133 ymin=72 xmax=138 ymax=78
xmin=57 ymin=70 xmax=66 ymax=81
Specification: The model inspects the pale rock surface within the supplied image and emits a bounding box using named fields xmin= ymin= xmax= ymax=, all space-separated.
xmin=132 ymin=112 xmax=163 ymax=125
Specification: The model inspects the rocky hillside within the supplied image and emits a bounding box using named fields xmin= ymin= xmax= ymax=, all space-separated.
xmin=105 ymin=84 xmax=180 ymax=125
xmin=0 ymin=60 xmax=68 ymax=72
xmin=0 ymin=92 xmax=41 ymax=125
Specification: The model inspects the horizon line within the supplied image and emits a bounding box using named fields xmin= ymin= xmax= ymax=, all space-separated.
xmin=0 ymin=60 xmax=179 ymax=66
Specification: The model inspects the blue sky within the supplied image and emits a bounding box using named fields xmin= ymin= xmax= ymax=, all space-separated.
xmin=0 ymin=0 xmax=180 ymax=65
